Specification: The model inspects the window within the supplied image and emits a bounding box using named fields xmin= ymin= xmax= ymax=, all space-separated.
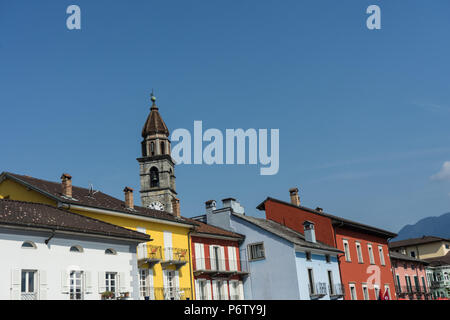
xmin=356 ymin=242 xmax=363 ymax=263
xmin=70 ymin=245 xmax=83 ymax=253
xmin=384 ymin=285 xmax=391 ymax=300
xmin=374 ymin=285 xmax=380 ymax=299
xmin=396 ymin=275 xmax=401 ymax=293
xmin=105 ymin=248 xmax=116 ymax=255
xmin=69 ymin=271 xmax=83 ymax=300
xmin=197 ymin=280 xmax=208 ymax=300
xmin=139 ymin=269 xmax=154 ymax=300
xmin=378 ymin=246 xmax=385 ymax=266
xmin=349 ymin=283 xmax=357 ymax=300
xmin=160 ymin=141 xmax=165 ymax=155
xmin=367 ymin=244 xmax=375 ymax=264
xmin=414 ymin=276 xmax=420 ymax=291
xmin=21 ymin=241 xmax=36 ymax=249
xmin=411 ymin=264 xmax=415 ymax=270
xmin=325 ymin=254 xmax=331 ymax=263
xmin=445 ymin=244 xmax=449 ymax=249
xmin=150 ymin=142 xmax=155 ymax=156
xmin=362 ymin=284 xmax=369 ymax=300
xmin=248 ymin=243 xmax=265 ymax=261
xmin=343 ymin=240 xmax=351 ymax=262
xmin=105 ymin=272 xmax=117 ymax=294
xmin=305 ymin=251 xmax=312 ymax=261
xmin=150 ymin=167 xmax=159 ymax=188
xmin=327 ymin=270 xmax=334 ymax=295
xmin=307 ymin=269 xmax=315 ymax=295
xmin=421 ymin=277 xmax=426 ymax=292
xmin=21 ymin=270 xmax=37 ymax=300
xmin=405 ymin=276 xmax=412 ymax=292
xmin=410 ymin=251 xmax=416 ymax=258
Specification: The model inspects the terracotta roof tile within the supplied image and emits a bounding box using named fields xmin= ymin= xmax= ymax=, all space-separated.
xmin=389 ymin=236 xmax=449 ymax=248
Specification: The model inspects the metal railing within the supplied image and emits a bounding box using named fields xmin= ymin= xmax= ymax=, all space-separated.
xmin=21 ymin=292 xmax=37 ymax=300
xmin=329 ymin=283 xmax=345 ymax=296
xmin=194 ymin=258 xmax=249 ymax=273
xmin=146 ymin=287 xmax=191 ymax=300
xmin=309 ymin=282 xmax=327 ymax=297
xmin=163 ymin=247 xmax=188 ymax=262
xmin=137 ymin=244 xmax=162 ymax=261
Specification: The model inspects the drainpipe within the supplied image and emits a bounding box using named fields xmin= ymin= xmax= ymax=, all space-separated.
xmin=388 ymin=251 xmax=398 ymax=300
xmin=188 ymin=230 xmax=194 ymax=300
xmin=335 ymin=221 xmax=345 ymax=300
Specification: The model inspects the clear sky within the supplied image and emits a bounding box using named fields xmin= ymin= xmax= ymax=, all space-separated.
xmin=1 ymin=0 xmax=450 ymax=232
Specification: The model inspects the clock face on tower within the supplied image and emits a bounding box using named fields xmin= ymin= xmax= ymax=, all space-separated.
xmin=148 ymin=201 xmax=165 ymax=211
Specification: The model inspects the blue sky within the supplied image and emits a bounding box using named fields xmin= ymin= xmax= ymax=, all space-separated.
xmin=1 ymin=0 xmax=450 ymax=232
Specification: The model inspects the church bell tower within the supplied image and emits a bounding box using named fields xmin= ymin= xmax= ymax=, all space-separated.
xmin=137 ymin=93 xmax=177 ymax=213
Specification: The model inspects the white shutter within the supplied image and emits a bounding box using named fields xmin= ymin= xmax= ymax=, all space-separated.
xmin=210 ymin=246 xmax=216 ymax=270
xmin=119 ymin=272 xmax=126 ymax=292
xmin=194 ymin=243 xmax=202 ymax=270
xmin=194 ymin=280 xmax=200 ymax=300
xmin=148 ymin=270 xmax=155 ymax=300
xmin=175 ymin=271 xmax=180 ymax=290
xmin=219 ymin=246 xmax=226 ymax=270
xmin=222 ymin=281 xmax=229 ymax=300
xmin=163 ymin=231 xmax=173 ymax=260
xmin=85 ymin=271 xmax=93 ymax=293
xmin=238 ymin=281 xmax=244 ymax=300
xmin=98 ymin=272 xmax=106 ymax=293
xmin=228 ymin=247 xmax=237 ymax=271
xmin=212 ymin=280 xmax=219 ymax=300
xmin=10 ymin=269 xmax=21 ymax=300
xmin=61 ymin=270 xmax=69 ymax=294
xmin=206 ymin=280 xmax=212 ymax=300
xmin=38 ymin=270 xmax=47 ymax=300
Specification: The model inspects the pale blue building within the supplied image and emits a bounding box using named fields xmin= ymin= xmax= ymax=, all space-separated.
xmin=193 ymin=198 xmax=344 ymax=300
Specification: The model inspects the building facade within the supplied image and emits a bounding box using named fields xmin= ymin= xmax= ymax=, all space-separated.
xmin=424 ymin=253 xmax=450 ymax=299
xmin=257 ymin=188 xmax=397 ymax=300
xmin=200 ymin=198 xmax=344 ymax=300
xmin=390 ymin=236 xmax=450 ymax=260
xmin=0 ymin=199 xmax=149 ymax=300
xmin=188 ymin=217 xmax=247 ymax=300
xmin=390 ymin=251 xmax=430 ymax=300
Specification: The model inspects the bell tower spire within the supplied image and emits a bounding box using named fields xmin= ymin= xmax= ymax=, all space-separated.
xmin=137 ymin=92 xmax=177 ymax=214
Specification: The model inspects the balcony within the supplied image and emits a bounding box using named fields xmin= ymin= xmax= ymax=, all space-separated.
xmin=329 ymin=283 xmax=345 ymax=298
xmin=147 ymin=287 xmax=191 ymax=300
xmin=21 ymin=292 xmax=37 ymax=300
xmin=193 ymin=258 xmax=249 ymax=278
xmin=430 ymin=281 xmax=442 ymax=289
xmin=309 ymin=282 xmax=327 ymax=299
xmin=160 ymin=247 xmax=188 ymax=269
xmin=137 ymin=244 xmax=162 ymax=266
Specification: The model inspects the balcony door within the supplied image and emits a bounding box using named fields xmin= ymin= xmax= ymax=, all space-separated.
xmin=163 ymin=269 xmax=179 ymax=300
xmin=210 ymin=246 xmax=225 ymax=271
xmin=21 ymin=270 xmax=37 ymax=300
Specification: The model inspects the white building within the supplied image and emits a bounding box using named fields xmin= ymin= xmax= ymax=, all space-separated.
xmin=0 ymin=199 xmax=150 ymax=300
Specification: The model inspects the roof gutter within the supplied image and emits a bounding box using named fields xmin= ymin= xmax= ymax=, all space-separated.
xmin=59 ymin=203 xmax=194 ymax=229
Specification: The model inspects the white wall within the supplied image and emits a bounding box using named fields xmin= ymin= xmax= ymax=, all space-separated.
xmin=0 ymin=228 xmax=139 ymax=300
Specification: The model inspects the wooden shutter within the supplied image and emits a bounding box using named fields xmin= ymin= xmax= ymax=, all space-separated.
xmin=85 ymin=271 xmax=93 ymax=294
xmin=206 ymin=280 xmax=212 ymax=300
xmin=194 ymin=243 xmax=202 ymax=270
xmin=212 ymin=280 xmax=219 ymax=300
xmin=163 ymin=231 xmax=173 ymax=260
xmin=194 ymin=280 xmax=200 ymax=300
xmin=174 ymin=271 xmax=180 ymax=290
xmin=39 ymin=270 xmax=47 ymax=300
xmin=10 ymin=269 xmax=21 ymax=300
xmin=210 ymin=246 xmax=216 ymax=270
xmin=61 ymin=270 xmax=69 ymax=294
xmin=98 ymin=272 xmax=106 ymax=293
xmin=222 ymin=281 xmax=229 ymax=300
xmin=119 ymin=272 xmax=126 ymax=292
xmin=219 ymin=246 xmax=226 ymax=270
xmin=238 ymin=281 xmax=244 ymax=300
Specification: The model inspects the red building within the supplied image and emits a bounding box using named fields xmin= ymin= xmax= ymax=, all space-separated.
xmin=256 ymin=188 xmax=397 ymax=300
xmin=187 ymin=218 xmax=248 ymax=300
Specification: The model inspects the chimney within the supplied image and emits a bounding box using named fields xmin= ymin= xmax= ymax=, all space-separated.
xmin=315 ymin=207 xmax=323 ymax=213
xmin=61 ymin=173 xmax=72 ymax=198
xmin=171 ymin=197 xmax=180 ymax=217
xmin=289 ymin=187 xmax=300 ymax=206
xmin=123 ymin=187 xmax=134 ymax=209
xmin=303 ymin=220 xmax=316 ymax=243
xmin=222 ymin=198 xmax=245 ymax=214
xmin=205 ymin=200 xmax=217 ymax=215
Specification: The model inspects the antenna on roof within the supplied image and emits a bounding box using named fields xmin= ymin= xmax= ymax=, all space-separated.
xmin=88 ymin=182 xmax=99 ymax=197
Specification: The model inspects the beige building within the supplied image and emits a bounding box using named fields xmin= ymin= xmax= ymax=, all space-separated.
xmin=389 ymin=236 xmax=450 ymax=260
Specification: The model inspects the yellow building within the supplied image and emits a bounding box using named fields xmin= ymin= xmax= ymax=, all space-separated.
xmin=0 ymin=94 xmax=197 ymax=300
xmin=390 ymin=236 xmax=450 ymax=260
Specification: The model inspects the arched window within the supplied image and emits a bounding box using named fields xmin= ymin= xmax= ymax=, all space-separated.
xmin=160 ymin=141 xmax=165 ymax=155
xmin=150 ymin=167 xmax=159 ymax=188
xmin=105 ymin=248 xmax=117 ymax=255
xmin=150 ymin=142 xmax=155 ymax=156
xmin=70 ymin=245 xmax=83 ymax=253
xmin=21 ymin=241 xmax=37 ymax=249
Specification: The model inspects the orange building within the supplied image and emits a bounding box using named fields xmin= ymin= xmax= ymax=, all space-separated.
xmin=257 ymin=188 xmax=397 ymax=300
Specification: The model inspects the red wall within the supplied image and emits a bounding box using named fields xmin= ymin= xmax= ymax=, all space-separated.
xmin=263 ymin=199 xmax=396 ymax=300
xmin=191 ymin=236 xmax=241 ymax=272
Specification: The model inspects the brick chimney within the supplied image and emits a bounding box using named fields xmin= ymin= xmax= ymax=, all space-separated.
xmin=289 ymin=187 xmax=300 ymax=206
xmin=61 ymin=173 xmax=72 ymax=198
xmin=123 ymin=187 xmax=134 ymax=209
xmin=205 ymin=200 xmax=217 ymax=215
xmin=171 ymin=197 xmax=180 ymax=217
xmin=303 ymin=220 xmax=316 ymax=243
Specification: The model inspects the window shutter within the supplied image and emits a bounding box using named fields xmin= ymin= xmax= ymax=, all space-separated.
xmin=206 ymin=280 xmax=212 ymax=300
xmin=85 ymin=271 xmax=93 ymax=293
xmin=61 ymin=270 xmax=69 ymax=294
xmin=209 ymin=246 xmax=216 ymax=270
xmin=200 ymin=244 xmax=205 ymax=269
xmin=119 ymin=272 xmax=126 ymax=292
xmin=39 ymin=270 xmax=47 ymax=300
xmin=212 ymin=280 xmax=219 ymax=300
xmin=10 ymin=269 xmax=21 ymax=300
xmin=194 ymin=280 xmax=200 ymax=300
xmin=175 ymin=271 xmax=180 ymax=290
xmin=98 ymin=272 xmax=106 ymax=293
xmin=219 ymin=247 xmax=226 ymax=270
xmin=238 ymin=281 xmax=244 ymax=300
xmin=222 ymin=281 xmax=229 ymax=300
xmin=194 ymin=243 xmax=202 ymax=270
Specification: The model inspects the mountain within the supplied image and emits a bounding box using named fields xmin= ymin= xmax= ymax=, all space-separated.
xmin=394 ymin=212 xmax=450 ymax=241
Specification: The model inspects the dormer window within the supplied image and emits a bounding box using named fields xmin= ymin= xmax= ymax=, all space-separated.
xmin=70 ymin=245 xmax=83 ymax=253
xmin=21 ymin=241 xmax=37 ymax=249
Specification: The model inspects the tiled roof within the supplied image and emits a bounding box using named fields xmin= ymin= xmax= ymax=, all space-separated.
xmin=232 ymin=213 xmax=342 ymax=254
xmin=0 ymin=199 xmax=150 ymax=242
xmin=184 ymin=217 xmax=244 ymax=239
xmin=389 ymin=236 xmax=449 ymax=249
xmin=141 ymin=102 xmax=169 ymax=137
xmin=389 ymin=251 xmax=429 ymax=264
xmin=424 ymin=252 xmax=450 ymax=267
xmin=1 ymin=172 xmax=196 ymax=227
xmin=257 ymin=197 xmax=397 ymax=238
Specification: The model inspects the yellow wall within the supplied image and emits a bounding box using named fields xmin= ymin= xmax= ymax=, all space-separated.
xmin=403 ymin=242 xmax=450 ymax=259
xmin=0 ymin=178 xmax=195 ymax=300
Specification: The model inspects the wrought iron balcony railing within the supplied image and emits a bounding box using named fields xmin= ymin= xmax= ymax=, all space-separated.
xmin=137 ymin=244 xmax=162 ymax=263
xmin=309 ymin=282 xmax=327 ymax=298
xmin=193 ymin=258 xmax=249 ymax=275
xmin=329 ymin=283 xmax=345 ymax=297
xmin=142 ymin=287 xmax=192 ymax=300
xmin=21 ymin=292 xmax=37 ymax=300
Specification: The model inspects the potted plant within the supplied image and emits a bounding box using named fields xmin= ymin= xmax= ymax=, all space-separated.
xmin=101 ymin=291 xmax=115 ymax=300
